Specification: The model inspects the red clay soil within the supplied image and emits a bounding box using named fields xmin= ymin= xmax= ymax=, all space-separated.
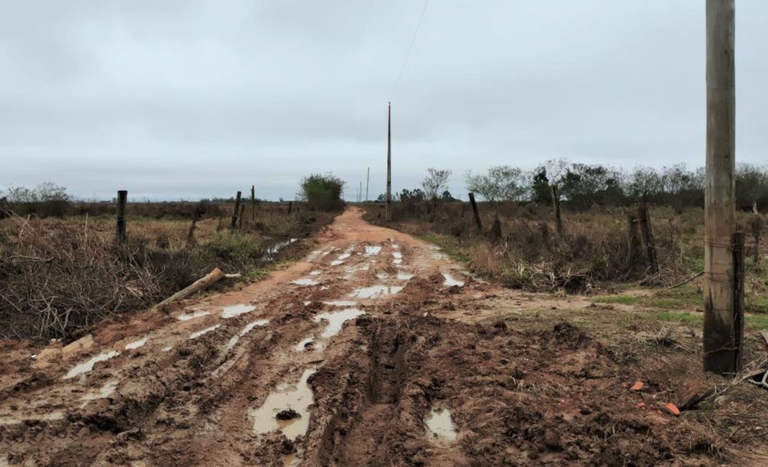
xmin=1 ymin=208 xmax=767 ymax=466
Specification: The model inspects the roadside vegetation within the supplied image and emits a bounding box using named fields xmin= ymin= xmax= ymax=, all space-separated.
xmin=0 ymin=179 xmax=344 ymax=340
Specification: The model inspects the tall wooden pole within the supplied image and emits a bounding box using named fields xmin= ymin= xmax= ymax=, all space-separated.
xmin=231 ymin=191 xmax=242 ymax=230
xmin=116 ymin=190 xmax=127 ymax=244
xmin=365 ymin=167 xmax=370 ymax=205
xmin=250 ymin=185 xmax=255 ymax=221
xmin=704 ymin=0 xmax=740 ymax=375
xmin=386 ymin=102 xmax=392 ymax=222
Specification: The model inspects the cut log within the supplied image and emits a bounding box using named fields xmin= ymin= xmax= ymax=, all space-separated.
xmin=156 ymin=268 xmax=225 ymax=308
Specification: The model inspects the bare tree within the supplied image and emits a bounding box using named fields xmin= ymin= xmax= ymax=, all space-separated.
xmin=465 ymin=166 xmax=528 ymax=203
xmin=421 ymin=168 xmax=452 ymax=202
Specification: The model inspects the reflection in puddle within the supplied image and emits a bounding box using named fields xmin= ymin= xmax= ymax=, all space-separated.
xmin=0 ymin=411 xmax=65 ymax=426
xmin=294 ymin=337 xmax=319 ymax=352
xmin=250 ymin=369 xmax=316 ymax=440
xmin=442 ymin=273 xmax=465 ymax=287
xmin=64 ymin=350 xmax=120 ymax=379
xmin=80 ymin=380 xmax=118 ymax=407
xmin=265 ymin=238 xmax=298 ymax=260
xmin=349 ymin=285 xmax=403 ymax=299
xmin=291 ymin=278 xmax=319 ymax=286
xmin=125 ymin=337 xmax=148 ymax=351
xmin=189 ymin=324 xmax=220 ymax=340
xmin=323 ymin=300 xmax=357 ymax=307
xmin=225 ymin=319 xmax=269 ymax=351
xmin=177 ymin=310 xmax=210 ymax=321
xmin=397 ymin=273 xmax=414 ymax=280
xmin=313 ymin=309 xmax=366 ymax=338
xmin=425 ymin=408 xmax=458 ymax=442
xmin=221 ymin=304 xmax=256 ymax=319
xmin=364 ymin=245 xmax=382 ymax=256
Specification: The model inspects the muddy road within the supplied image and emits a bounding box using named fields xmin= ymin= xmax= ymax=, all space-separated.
xmin=0 ymin=209 xmax=741 ymax=466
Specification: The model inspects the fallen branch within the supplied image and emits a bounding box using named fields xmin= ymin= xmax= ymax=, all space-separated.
xmin=665 ymin=272 xmax=704 ymax=290
xmin=156 ymin=268 xmax=225 ymax=308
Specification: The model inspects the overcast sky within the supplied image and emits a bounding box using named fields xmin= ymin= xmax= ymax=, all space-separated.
xmin=1 ymin=1 xmax=766 ymax=201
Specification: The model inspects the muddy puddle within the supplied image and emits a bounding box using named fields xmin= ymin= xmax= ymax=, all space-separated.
xmin=313 ymin=309 xmax=365 ymax=338
xmin=125 ymin=337 xmax=148 ymax=350
xmin=397 ymin=272 xmax=414 ymax=280
xmin=189 ymin=324 xmax=220 ymax=340
xmin=79 ymin=380 xmax=118 ymax=407
xmin=225 ymin=319 xmax=269 ymax=352
xmin=425 ymin=408 xmax=458 ymax=442
xmin=323 ymin=300 xmax=356 ymax=307
xmin=64 ymin=350 xmax=120 ymax=379
xmin=264 ymin=238 xmax=298 ymax=261
xmin=294 ymin=337 xmax=320 ymax=352
xmin=249 ymin=369 xmax=316 ymax=441
xmin=364 ymin=245 xmax=382 ymax=256
xmin=177 ymin=309 xmax=210 ymax=321
xmin=442 ymin=272 xmax=465 ymax=287
xmin=392 ymin=251 xmax=403 ymax=265
xmin=221 ymin=304 xmax=256 ymax=319
xmin=291 ymin=278 xmax=319 ymax=286
xmin=0 ymin=411 xmax=65 ymax=426
xmin=349 ymin=285 xmax=403 ymax=299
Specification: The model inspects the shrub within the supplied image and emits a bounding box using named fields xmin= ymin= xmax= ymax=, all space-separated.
xmin=298 ymin=174 xmax=345 ymax=211
xmin=2 ymin=182 xmax=71 ymax=218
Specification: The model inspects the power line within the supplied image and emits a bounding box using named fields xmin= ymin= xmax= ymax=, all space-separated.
xmin=390 ymin=0 xmax=431 ymax=101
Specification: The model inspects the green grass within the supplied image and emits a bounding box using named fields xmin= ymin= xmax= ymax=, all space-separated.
xmin=656 ymin=310 xmax=768 ymax=330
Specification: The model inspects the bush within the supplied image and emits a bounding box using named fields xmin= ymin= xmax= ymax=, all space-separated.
xmin=298 ymin=174 xmax=345 ymax=211
xmin=2 ymin=182 xmax=71 ymax=218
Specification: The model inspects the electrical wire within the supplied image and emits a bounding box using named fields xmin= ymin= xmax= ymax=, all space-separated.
xmin=389 ymin=0 xmax=431 ymax=101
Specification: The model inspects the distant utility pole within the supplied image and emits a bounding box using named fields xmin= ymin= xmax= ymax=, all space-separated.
xmin=386 ymin=102 xmax=392 ymax=221
xmin=704 ymin=0 xmax=742 ymax=375
xmin=365 ymin=167 xmax=370 ymax=205
xmin=359 ymin=181 xmax=363 ymax=203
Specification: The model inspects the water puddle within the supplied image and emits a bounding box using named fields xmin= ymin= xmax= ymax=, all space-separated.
xmin=162 ymin=346 xmax=173 ymax=352
xmin=309 ymin=270 xmax=322 ymax=276
xmin=294 ymin=337 xmax=316 ymax=352
xmin=397 ymin=273 xmax=414 ymax=280
xmin=425 ymin=408 xmax=458 ymax=442
xmin=313 ymin=309 xmax=366 ymax=338
xmin=79 ymin=380 xmax=118 ymax=407
xmin=177 ymin=310 xmax=210 ymax=321
xmin=0 ymin=411 xmax=65 ymax=426
xmin=431 ymin=253 xmax=446 ymax=260
xmin=442 ymin=273 xmax=465 ymax=287
xmin=225 ymin=319 xmax=269 ymax=352
xmin=292 ymin=278 xmax=319 ymax=286
xmin=264 ymin=238 xmax=298 ymax=261
xmin=392 ymin=252 xmax=403 ymax=265
xmin=323 ymin=300 xmax=357 ymax=307
xmin=64 ymin=350 xmax=120 ymax=379
xmin=364 ymin=245 xmax=382 ymax=256
xmin=125 ymin=338 xmax=148 ymax=351
xmin=249 ymin=369 xmax=316 ymax=440
xmin=221 ymin=304 xmax=256 ymax=319
xmin=349 ymin=285 xmax=403 ymax=299
xmin=376 ymin=273 xmax=389 ymax=280
xmin=189 ymin=324 xmax=220 ymax=340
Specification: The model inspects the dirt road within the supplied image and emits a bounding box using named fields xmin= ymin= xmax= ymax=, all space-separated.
xmin=0 ymin=208 xmax=741 ymax=466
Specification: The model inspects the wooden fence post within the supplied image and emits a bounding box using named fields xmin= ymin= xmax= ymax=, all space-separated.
xmin=637 ymin=206 xmax=659 ymax=273
xmin=231 ymin=191 xmax=242 ymax=229
xmin=116 ymin=190 xmax=127 ymax=244
xmin=468 ymin=193 xmax=482 ymax=233
xmin=251 ymin=185 xmax=255 ymax=221
xmin=238 ymin=204 xmax=245 ymax=229
xmin=550 ymin=185 xmax=563 ymax=236
xmin=626 ymin=212 xmax=642 ymax=265
xmin=732 ymin=231 xmax=745 ymax=371
xmin=704 ymin=0 xmax=739 ymax=375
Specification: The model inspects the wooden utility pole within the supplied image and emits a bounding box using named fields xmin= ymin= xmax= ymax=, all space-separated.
xmin=468 ymin=193 xmax=482 ymax=233
xmin=550 ymin=185 xmax=563 ymax=236
xmin=386 ymin=102 xmax=392 ymax=222
xmin=365 ymin=167 xmax=370 ymax=204
xmin=231 ymin=191 xmax=242 ymax=229
xmin=116 ymin=190 xmax=127 ymax=244
xmin=704 ymin=0 xmax=741 ymax=375
xmin=359 ymin=181 xmax=363 ymax=204
xmin=250 ymin=185 xmax=255 ymax=221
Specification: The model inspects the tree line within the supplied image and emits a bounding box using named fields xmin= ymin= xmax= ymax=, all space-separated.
xmin=384 ymin=160 xmax=768 ymax=210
